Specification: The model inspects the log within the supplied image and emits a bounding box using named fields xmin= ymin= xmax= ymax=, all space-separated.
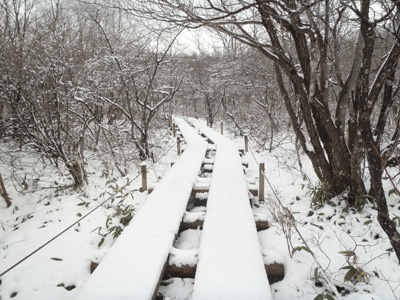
xmin=179 ymin=220 xmax=204 ymax=232
xmin=265 ymin=263 xmax=284 ymax=277
xmin=163 ymin=264 xmax=197 ymax=279
xmin=191 ymin=188 xmax=209 ymax=196
xmin=161 ymin=261 xmax=283 ymax=283
xmin=201 ymin=164 xmax=213 ymax=173
xmin=255 ymin=221 xmax=269 ymax=231
xmin=194 ymin=197 xmax=208 ymax=207
xmin=265 ymin=263 xmax=285 ymax=284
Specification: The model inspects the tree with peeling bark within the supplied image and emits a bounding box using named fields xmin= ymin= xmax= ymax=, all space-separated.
xmin=99 ymin=0 xmax=400 ymax=260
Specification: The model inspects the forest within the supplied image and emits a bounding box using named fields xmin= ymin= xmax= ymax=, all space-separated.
xmin=1 ymin=0 xmax=400 ymax=299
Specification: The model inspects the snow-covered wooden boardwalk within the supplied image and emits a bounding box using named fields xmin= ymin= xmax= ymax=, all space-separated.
xmin=190 ymin=120 xmax=272 ymax=300
xmin=74 ymin=118 xmax=208 ymax=300
xmin=74 ymin=117 xmax=273 ymax=300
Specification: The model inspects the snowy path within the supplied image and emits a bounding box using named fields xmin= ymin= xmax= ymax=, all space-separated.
xmin=74 ymin=118 xmax=208 ymax=300
xmin=190 ymin=119 xmax=273 ymax=300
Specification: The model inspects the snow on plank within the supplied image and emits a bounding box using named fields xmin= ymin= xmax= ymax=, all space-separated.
xmin=190 ymin=119 xmax=273 ymax=300
xmin=74 ymin=117 xmax=207 ymax=300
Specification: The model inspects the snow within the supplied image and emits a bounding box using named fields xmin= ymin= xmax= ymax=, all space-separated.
xmin=239 ymin=131 xmax=400 ymax=300
xmin=193 ymin=182 xmax=210 ymax=190
xmin=262 ymin=249 xmax=285 ymax=265
xmin=183 ymin=211 xmax=206 ymax=223
xmin=158 ymin=278 xmax=194 ymax=300
xmin=74 ymin=118 xmax=207 ymax=300
xmin=203 ymin=158 xmax=215 ymax=164
xmin=169 ymin=248 xmax=199 ymax=267
xmin=0 ymin=145 xmax=148 ymax=300
xmin=202 ymin=164 xmax=213 ymax=171
xmin=189 ymin=118 xmax=273 ymax=300
xmin=173 ymin=229 xmax=202 ymax=250
xmin=1 ymin=118 xmax=400 ymax=300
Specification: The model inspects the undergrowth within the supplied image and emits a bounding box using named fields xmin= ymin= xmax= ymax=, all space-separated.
xmin=92 ymin=179 xmax=136 ymax=248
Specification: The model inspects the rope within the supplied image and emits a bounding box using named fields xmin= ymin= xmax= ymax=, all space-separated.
xmin=247 ymin=143 xmax=344 ymax=300
xmin=0 ymin=139 xmax=177 ymax=278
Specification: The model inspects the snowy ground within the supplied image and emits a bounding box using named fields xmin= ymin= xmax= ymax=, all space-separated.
xmin=0 ymin=129 xmax=177 ymax=300
xmin=1 ymin=121 xmax=400 ymax=300
xmin=229 ymin=129 xmax=400 ymax=300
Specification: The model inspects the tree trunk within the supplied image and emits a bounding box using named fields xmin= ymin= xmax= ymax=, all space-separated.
xmin=66 ymin=159 xmax=87 ymax=188
xmin=356 ymin=4 xmax=400 ymax=261
xmin=363 ymin=135 xmax=400 ymax=262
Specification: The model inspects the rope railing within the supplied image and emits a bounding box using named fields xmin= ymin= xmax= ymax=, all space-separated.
xmin=247 ymin=142 xmax=344 ymax=300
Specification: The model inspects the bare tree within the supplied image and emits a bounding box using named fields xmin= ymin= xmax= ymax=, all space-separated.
xmin=189 ymin=54 xmax=227 ymax=127
xmin=0 ymin=0 xmax=89 ymax=187
xmin=105 ymin=0 xmax=400 ymax=260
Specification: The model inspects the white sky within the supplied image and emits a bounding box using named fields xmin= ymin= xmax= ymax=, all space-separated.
xmin=175 ymin=28 xmax=221 ymax=54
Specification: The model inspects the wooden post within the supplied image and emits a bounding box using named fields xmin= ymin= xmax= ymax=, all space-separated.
xmin=259 ymin=163 xmax=265 ymax=202
xmin=169 ymin=115 xmax=173 ymax=130
xmin=206 ymin=117 xmax=209 ymax=127
xmin=0 ymin=173 xmax=11 ymax=207
xmin=177 ymin=137 xmax=181 ymax=155
xmin=141 ymin=163 xmax=147 ymax=192
xmin=244 ymin=134 xmax=248 ymax=152
xmin=220 ymin=121 xmax=223 ymax=135
xmin=173 ymin=123 xmax=176 ymax=137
